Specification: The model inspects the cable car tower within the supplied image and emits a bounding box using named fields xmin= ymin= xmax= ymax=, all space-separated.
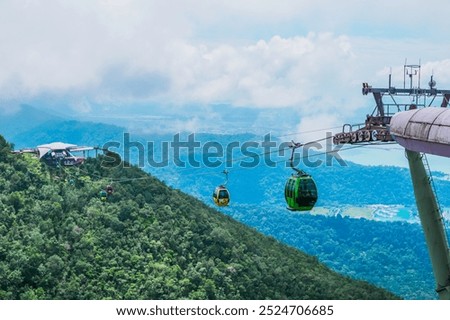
xmin=336 ymin=62 xmax=450 ymax=299
xmin=333 ymin=61 xmax=450 ymax=145
xmin=391 ymin=106 xmax=450 ymax=300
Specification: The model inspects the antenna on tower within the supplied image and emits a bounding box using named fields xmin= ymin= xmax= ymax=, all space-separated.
xmin=403 ymin=60 xmax=421 ymax=90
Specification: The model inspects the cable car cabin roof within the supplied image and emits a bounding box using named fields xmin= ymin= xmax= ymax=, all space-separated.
xmin=214 ymin=186 xmax=229 ymax=196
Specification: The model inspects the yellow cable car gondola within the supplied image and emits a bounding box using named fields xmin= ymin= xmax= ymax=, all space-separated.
xmin=99 ymin=190 xmax=108 ymax=202
xmin=213 ymin=170 xmax=230 ymax=207
xmin=213 ymin=185 xmax=230 ymax=206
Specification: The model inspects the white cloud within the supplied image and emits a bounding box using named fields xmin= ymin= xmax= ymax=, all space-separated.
xmin=0 ymin=0 xmax=190 ymax=98
xmin=1 ymin=0 xmax=450 ymax=129
xmin=158 ymin=33 xmax=360 ymax=112
xmin=293 ymin=113 xmax=342 ymax=144
xmin=71 ymin=99 xmax=92 ymax=114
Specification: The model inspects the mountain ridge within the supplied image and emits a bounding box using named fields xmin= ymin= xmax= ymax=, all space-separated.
xmin=2 ymin=109 xmax=446 ymax=299
xmin=0 ymin=135 xmax=398 ymax=299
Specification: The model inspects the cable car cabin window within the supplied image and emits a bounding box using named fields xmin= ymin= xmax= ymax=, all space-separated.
xmin=219 ymin=189 xmax=229 ymax=199
xmin=300 ymin=178 xmax=317 ymax=195
xmin=285 ymin=178 xmax=295 ymax=198
xmin=296 ymin=178 xmax=317 ymax=206
xmin=292 ymin=179 xmax=296 ymax=197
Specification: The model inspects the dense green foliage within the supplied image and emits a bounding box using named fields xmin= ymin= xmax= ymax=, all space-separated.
xmin=166 ymin=163 xmax=441 ymax=299
xmin=233 ymin=205 xmax=435 ymax=299
xmin=146 ymin=134 xmax=448 ymax=299
xmin=5 ymin=118 xmax=445 ymax=299
xmin=0 ymin=135 xmax=397 ymax=299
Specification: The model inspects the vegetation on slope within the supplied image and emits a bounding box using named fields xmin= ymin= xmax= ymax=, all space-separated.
xmin=0 ymin=135 xmax=397 ymax=299
xmin=236 ymin=205 xmax=435 ymax=299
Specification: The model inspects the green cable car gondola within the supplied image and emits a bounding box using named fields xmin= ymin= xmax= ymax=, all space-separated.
xmin=213 ymin=170 xmax=230 ymax=207
xmin=285 ymin=172 xmax=318 ymax=211
xmin=284 ymin=141 xmax=318 ymax=211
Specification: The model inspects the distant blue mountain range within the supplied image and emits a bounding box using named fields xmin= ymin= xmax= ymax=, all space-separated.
xmin=2 ymin=104 xmax=448 ymax=299
xmin=0 ymin=105 xmax=62 ymax=142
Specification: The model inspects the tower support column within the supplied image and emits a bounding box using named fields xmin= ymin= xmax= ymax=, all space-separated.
xmin=406 ymin=149 xmax=450 ymax=299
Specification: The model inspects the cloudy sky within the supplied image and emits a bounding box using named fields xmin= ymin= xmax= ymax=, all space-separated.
xmin=1 ymin=0 xmax=450 ymax=169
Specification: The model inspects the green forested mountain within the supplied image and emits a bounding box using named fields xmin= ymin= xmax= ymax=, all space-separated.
xmin=0 ymin=135 xmax=397 ymax=299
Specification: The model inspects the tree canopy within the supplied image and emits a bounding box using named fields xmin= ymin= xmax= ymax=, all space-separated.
xmin=0 ymin=135 xmax=397 ymax=299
